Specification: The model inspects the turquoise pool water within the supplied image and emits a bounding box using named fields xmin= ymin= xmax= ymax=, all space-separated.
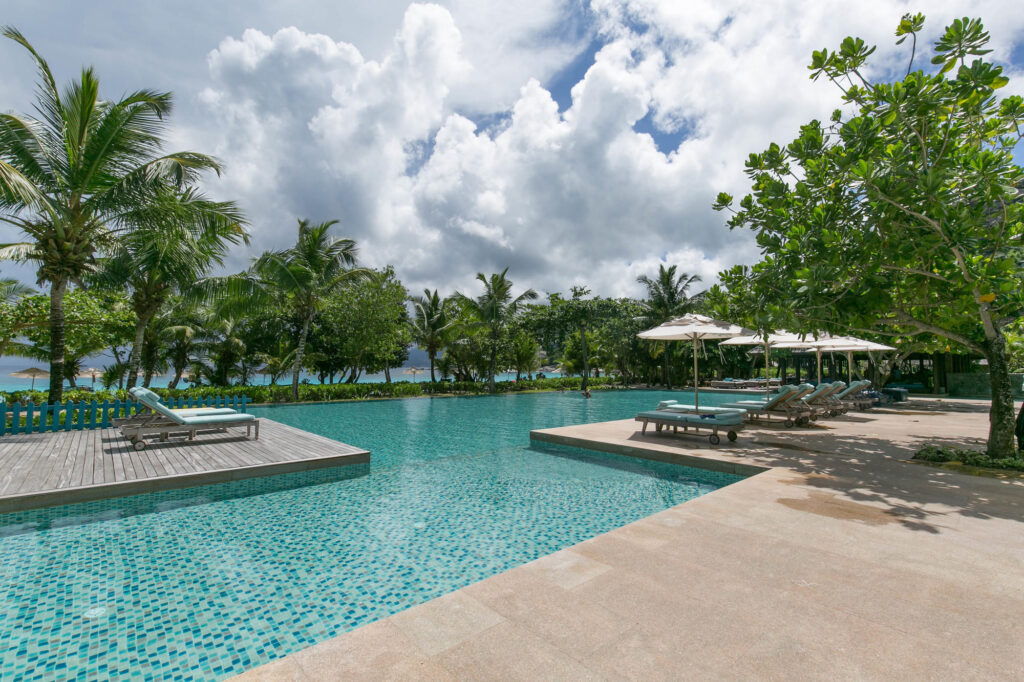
xmin=0 ymin=389 xmax=745 ymax=679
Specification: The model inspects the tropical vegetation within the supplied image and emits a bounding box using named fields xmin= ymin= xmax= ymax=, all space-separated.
xmin=713 ymin=14 xmax=1024 ymax=457
xmin=0 ymin=17 xmax=1020 ymax=453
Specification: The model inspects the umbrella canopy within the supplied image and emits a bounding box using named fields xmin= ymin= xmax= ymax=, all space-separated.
xmin=721 ymin=330 xmax=807 ymax=399
xmin=403 ymin=367 xmax=427 ymax=381
xmin=774 ymin=334 xmax=896 ymax=384
xmin=10 ymin=367 xmax=49 ymax=390
xmin=638 ymin=314 xmax=752 ymax=408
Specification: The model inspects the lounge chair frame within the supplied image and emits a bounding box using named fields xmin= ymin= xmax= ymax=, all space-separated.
xmin=118 ymin=387 xmax=258 ymax=450
xmin=121 ymin=418 xmax=259 ymax=450
xmin=635 ymin=412 xmax=744 ymax=445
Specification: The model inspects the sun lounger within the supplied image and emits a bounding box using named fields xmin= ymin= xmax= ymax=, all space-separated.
xmin=836 ymin=380 xmax=873 ymax=410
xmin=815 ymin=381 xmax=850 ymax=416
xmin=119 ymin=387 xmax=258 ymax=450
xmin=635 ymin=409 xmax=744 ymax=445
xmin=656 ymin=401 xmax=747 ymax=417
xmin=800 ymin=382 xmax=847 ymax=419
xmin=718 ymin=384 xmax=815 ymax=427
xmin=112 ymin=387 xmax=238 ymax=428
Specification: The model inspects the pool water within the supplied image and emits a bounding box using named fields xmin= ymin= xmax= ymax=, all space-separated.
xmin=0 ymin=390 xmax=745 ymax=680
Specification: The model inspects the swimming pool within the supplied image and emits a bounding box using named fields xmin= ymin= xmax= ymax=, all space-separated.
xmin=0 ymin=389 xmax=745 ymax=679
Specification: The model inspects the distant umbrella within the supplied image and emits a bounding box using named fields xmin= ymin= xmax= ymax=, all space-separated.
xmin=77 ymin=367 xmax=103 ymax=387
xmin=403 ymin=367 xmax=427 ymax=381
xmin=10 ymin=367 xmax=49 ymax=390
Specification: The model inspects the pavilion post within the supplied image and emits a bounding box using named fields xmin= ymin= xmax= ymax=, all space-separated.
xmin=693 ymin=336 xmax=700 ymax=410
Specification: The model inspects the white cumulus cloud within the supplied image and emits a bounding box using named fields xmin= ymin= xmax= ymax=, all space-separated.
xmin=182 ymin=0 xmax=1024 ymax=298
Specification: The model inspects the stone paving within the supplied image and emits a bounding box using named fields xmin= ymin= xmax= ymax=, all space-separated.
xmin=236 ymin=398 xmax=1024 ymax=680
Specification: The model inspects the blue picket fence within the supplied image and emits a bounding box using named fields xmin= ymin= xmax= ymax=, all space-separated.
xmin=0 ymin=395 xmax=251 ymax=436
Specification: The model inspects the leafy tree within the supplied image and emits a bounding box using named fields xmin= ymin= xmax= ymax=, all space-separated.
xmin=316 ymin=267 xmax=411 ymax=383
xmin=409 ymin=289 xmax=451 ymax=382
xmin=209 ymin=219 xmax=365 ymax=399
xmin=93 ymin=188 xmax=246 ymax=389
xmin=636 ymin=264 xmax=703 ymax=387
xmin=13 ymin=289 xmax=133 ymax=387
xmin=0 ymin=27 xmax=226 ymax=401
xmin=509 ymin=330 xmax=541 ymax=380
xmin=454 ymin=269 xmax=538 ymax=392
xmin=714 ymin=14 xmax=1024 ymax=456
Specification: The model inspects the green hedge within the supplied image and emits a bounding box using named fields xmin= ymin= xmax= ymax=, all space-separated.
xmin=913 ymin=445 xmax=1024 ymax=473
xmin=0 ymin=376 xmax=621 ymax=406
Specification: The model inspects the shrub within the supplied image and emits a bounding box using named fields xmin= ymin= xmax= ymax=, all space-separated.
xmin=913 ymin=445 xmax=1024 ymax=473
xmin=0 ymin=376 xmax=623 ymax=407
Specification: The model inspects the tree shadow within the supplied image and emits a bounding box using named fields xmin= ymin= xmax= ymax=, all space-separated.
xmin=623 ymin=409 xmax=1024 ymax=534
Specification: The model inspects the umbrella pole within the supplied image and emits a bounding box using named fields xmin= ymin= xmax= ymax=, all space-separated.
xmin=816 ymin=350 xmax=822 ymax=384
xmin=847 ymin=350 xmax=853 ymax=385
xmin=765 ymin=343 xmax=771 ymax=401
xmin=693 ymin=336 xmax=699 ymax=410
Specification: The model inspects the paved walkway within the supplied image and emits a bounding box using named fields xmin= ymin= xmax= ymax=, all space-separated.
xmin=0 ymin=419 xmax=369 ymax=512
xmin=238 ymin=399 xmax=1024 ymax=680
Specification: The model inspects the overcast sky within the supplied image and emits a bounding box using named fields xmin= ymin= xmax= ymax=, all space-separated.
xmin=2 ymin=0 xmax=1023 ymax=299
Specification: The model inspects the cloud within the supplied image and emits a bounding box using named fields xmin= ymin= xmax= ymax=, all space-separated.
xmin=177 ymin=1 xmax=1024 ymax=299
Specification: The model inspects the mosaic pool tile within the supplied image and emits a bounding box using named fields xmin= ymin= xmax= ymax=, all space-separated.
xmin=0 ymin=390 xmax=744 ymax=679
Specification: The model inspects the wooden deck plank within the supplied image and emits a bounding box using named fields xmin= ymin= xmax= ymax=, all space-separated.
xmin=0 ymin=418 xmax=369 ymax=512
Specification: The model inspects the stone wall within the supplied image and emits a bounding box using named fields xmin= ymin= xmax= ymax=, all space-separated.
xmin=947 ymin=372 xmax=1024 ymax=398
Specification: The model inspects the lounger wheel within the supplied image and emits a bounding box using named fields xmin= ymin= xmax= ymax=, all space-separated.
xmin=727 ymin=430 xmax=738 ymax=442
xmin=708 ymin=434 xmax=721 ymax=445
xmin=133 ymin=439 xmax=147 ymax=451
xmin=785 ymin=419 xmax=795 ymax=428
xmin=797 ymin=416 xmax=810 ymax=427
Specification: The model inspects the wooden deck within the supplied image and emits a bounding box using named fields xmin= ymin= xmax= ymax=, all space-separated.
xmin=0 ymin=418 xmax=369 ymax=513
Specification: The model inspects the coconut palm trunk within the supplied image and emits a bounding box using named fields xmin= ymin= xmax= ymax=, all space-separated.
xmin=46 ymin=278 xmax=67 ymax=400
xmin=125 ymin=310 xmax=156 ymax=391
xmin=291 ymin=314 xmax=312 ymax=401
xmin=580 ymin=327 xmax=590 ymax=391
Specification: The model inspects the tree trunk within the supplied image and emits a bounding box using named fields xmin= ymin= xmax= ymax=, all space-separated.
xmin=47 ymin=278 xmax=68 ymax=402
xmin=984 ymin=335 xmax=1017 ymax=458
xmin=291 ymin=315 xmax=312 ymax=401
xmin=125 ymin=310 xmax=155 ymax=391
xmin=488 ymin=344 xmax=497 ymax=393
xmin=580 ymin=326 xmax=590 ymax=391
xmin=429 ymin=355 xmax=436 ymax=383
xmin=1015 ymin=402 xmax=1023 ymax=452
xmin=384 ymin=366 xmax=391 ymax=383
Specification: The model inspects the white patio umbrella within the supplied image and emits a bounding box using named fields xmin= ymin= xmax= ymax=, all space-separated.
xmin=637 ymin=314 xmax=752 ymax=409
xmin=10 ymin=367 xmax=49 ymax=390
xmin=774 ymin=335 xmax=895 ymax=384
xmin=720 ymin=330 xmax=808 ymax=400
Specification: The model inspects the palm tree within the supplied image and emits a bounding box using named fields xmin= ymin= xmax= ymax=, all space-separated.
xmin=208 ymin=219 xmax=365 ymax=399
xmin=0 ymin=278 xmax=33 ymax=304
xmin=93 ymin=187 xmax=247 ymax=390
xmin=636 ymin=264 xmax=703 ymax=387
xmin=163 ymin=319 xmax=201 ymax=389
xmin=409 ymin=289 xmax=450 ymax=382
xmin=0 ymin=27 xmax=227 ymax=402
xmin=455 ymin=269 xmax=538 ymax=393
